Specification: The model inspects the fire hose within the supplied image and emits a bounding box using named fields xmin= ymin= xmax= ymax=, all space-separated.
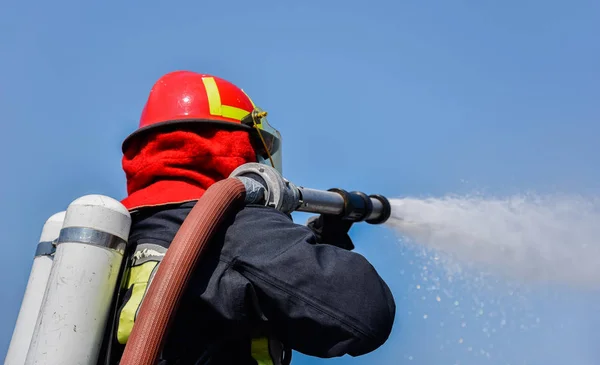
xmin=119 ymin=162 xmax=391 ymax=365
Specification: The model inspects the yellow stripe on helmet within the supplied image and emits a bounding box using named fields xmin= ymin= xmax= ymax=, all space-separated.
xmin=201 ymin=77 xmax=222 ymax=116
xmin=221 ymin=105 xmax=250 ymax=121
xmin=202 ymin=77 xmax=251 ymax=121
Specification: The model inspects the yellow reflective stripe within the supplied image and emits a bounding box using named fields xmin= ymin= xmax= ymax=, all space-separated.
xmin=117 ymin=261 xmax=158 ymax=344
xmin=117 ymin=283 xmax=146 ymax=344
xmin=202 ymin=76 xmax=222 ymax=116
xmin=223 ymin=106 xmax=249 ymax=120
xmin=251 ymin=337 xmax=274 ymax=365
xmin=202 ymin=76 xmax=250 ymax=121
xmin=221 ymin=105 xmax=250 ymax=121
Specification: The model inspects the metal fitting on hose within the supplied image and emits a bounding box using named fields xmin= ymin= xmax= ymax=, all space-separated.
xmin=229 ymin=163 xmax=300 ymax=214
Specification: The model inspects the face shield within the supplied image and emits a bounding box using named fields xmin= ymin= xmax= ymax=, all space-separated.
xmin=242 ymin=108 xmax=283 ymax=174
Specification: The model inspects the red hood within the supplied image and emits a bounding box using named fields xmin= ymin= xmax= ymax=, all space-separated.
xmin=121 ymin=128 xmax=257 ymax=211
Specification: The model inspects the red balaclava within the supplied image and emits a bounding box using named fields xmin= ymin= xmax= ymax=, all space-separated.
xmin=121 ymin=127 xmax=257 ymax=210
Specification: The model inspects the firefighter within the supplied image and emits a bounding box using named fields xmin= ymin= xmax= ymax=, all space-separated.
xmin=112 ymin=70 xmax=396 ymax=365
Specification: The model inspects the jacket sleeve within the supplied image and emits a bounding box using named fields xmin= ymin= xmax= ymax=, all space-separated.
xmin=214 ymin=205 xmax=396 ymax=358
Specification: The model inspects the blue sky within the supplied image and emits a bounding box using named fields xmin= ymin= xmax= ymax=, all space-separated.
xmin=1 ymin=0 xmax=599 ymax=364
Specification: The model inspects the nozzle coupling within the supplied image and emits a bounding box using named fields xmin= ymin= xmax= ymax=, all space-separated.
xmin=229 ymin=163 xmax=392 ymax=225
xmin=327 ymin=188 xmax=391 ymax=224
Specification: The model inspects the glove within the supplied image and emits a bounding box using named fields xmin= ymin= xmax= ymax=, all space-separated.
xmin=306 ymin=214 xmax=355 ymax=250
xmin=116 ymin=243 xmax=166 ymax=344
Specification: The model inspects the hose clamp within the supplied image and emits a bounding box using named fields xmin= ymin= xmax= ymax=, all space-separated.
xmin=230 ymin=163 xmax=300 ymax=214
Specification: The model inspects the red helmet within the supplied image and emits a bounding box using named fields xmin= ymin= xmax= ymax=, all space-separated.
xmin=122 ymin=71 xmax=283 ymax=172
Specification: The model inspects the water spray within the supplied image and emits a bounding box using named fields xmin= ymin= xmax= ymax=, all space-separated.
xmin=385 ymin=193 xmax=600 ymax=289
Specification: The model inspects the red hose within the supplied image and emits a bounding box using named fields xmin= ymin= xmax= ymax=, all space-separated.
xmin=119 ymin=178 xmax=247 ymax=365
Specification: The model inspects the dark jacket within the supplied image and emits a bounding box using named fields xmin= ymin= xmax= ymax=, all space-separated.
xmin=116 ymin=201 xmax=396 ymax=364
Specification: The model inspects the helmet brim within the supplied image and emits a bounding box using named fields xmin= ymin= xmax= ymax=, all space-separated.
xmin=121 ymin=119 xmax=254 ymax=153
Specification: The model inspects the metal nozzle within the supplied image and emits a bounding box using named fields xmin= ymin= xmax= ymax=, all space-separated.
xmin=230 ymin=163 xmax=392 ymax=225
xmin=296 ymin=187 xmax=391 ymax=224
